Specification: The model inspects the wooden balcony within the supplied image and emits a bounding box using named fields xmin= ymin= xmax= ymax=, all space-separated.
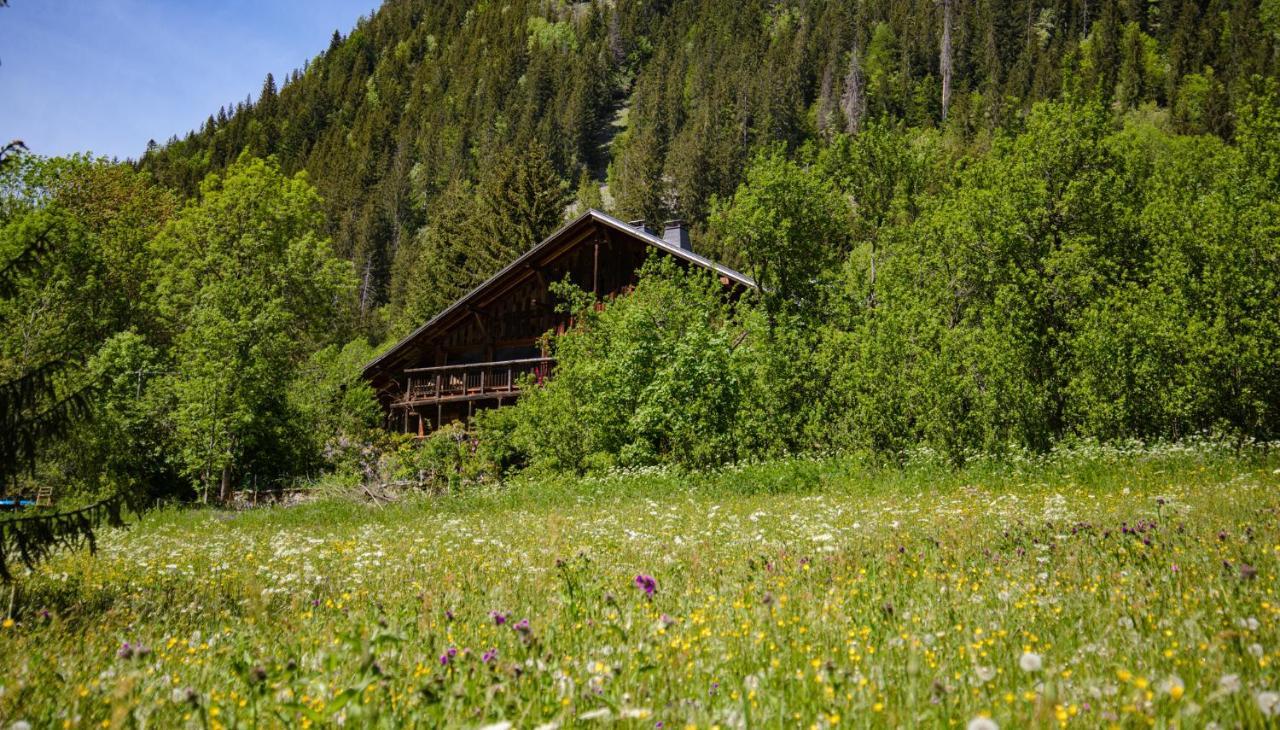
xmin=397 ymin=357 xmax=553 ymax=407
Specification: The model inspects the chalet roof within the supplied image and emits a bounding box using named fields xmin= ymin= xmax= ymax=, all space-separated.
xmin=363 ymin=208 xmax=755 ymax=379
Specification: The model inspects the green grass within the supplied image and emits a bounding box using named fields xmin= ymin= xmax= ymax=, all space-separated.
xmin=2 ymin=442 xmax=1279 ymax=728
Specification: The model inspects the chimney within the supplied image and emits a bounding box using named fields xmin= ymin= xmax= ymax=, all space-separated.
xmin=662 ymin=220 xmax=691 ymax=251
xmin=628 ymin=219 xmax=655 ymax=236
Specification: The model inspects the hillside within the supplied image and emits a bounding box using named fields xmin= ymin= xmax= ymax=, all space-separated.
xmin=138 ymin=0 xmax=1280 ymax=321
xmin=4 ymin=0 xmax=1278 ymax=505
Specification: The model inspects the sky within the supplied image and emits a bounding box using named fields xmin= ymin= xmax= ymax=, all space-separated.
xmin=0 ymin=0 xmax=380 ymax=161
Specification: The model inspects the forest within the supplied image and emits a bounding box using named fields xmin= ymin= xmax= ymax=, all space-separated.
xmin=2 ymin=0 xmax=1279 ymax=502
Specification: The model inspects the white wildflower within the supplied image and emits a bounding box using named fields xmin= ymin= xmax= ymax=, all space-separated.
xmin=10 ymin=722 xmax=32 ymax=730
xmin=967 ymin=717 xmax=999 ymax=730
xmin=1257 ymin=691 xmax=1280 ymax=717
xmin=974 ymin=665 xmax=996 ymax=683
xmin=619 ymin=708 xmax=651 ymax=719
xmin=577 ymin=708 xmax=612 ymax=721
xmin=1249 ymin=643 xmax=1265 ymax=658
xmin=1019 ymin=652 xmax=1043 ymax=673
xmin=477 ymin=723 xmax=512 ymax=730
xmin=1219 ymin=674 xmax=1241 ymax=694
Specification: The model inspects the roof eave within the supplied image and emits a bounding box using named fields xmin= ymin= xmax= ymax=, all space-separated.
xmin=362 ymin=209 xmax=756 ymax=378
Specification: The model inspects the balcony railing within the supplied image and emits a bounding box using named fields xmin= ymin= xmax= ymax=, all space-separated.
xmin=398 ymin=357 xmax=553 ymax=406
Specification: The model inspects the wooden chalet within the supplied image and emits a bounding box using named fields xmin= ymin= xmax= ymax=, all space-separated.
xmin=363 ymin=209 xmax=755 ymax=435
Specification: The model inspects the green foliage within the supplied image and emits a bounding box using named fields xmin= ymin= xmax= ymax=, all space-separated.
xmin=71 ymin=332 xmax=182 ymax=498
xmin=136 ymin=0 xmax=1280 ymax=322
xmin=388 ymin=422 xmax=482 ymax=493
xmin=0 ymin=154 xmax=176 ymax=489
xmin=9 ymin=0 xmax=1280 ymax=494
xmin=526 ymin=16 xmax=578 ymax=53
xmin=709 ymin=146 xmax=850 ymax=317
xmin=148 ymin=156 xmax=357 ymax=496
xmin=504 ymin=260 xmax=741 ymax=472
xmin=287 ymin=339 xmax=383 ymax=469
xmin=391 ymin=145 xmax=569 ymax=335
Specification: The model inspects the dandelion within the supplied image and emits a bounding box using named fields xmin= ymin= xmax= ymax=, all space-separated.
xmin=1019 ymin=652 xmax=1043 ymax=673
xmin=975 ymin=666 xmax=996 ymax=683
xmin=477 ymin=722 xmax=512 ymax=730
xmin=1160 ymin=676 xmax=1184 ymax=701
xmin=634 ymin=574 xmax=657 ymax=596
xmin=1219 ymin=674 xmax=1241 ymax=694
xmin=1257 ymin=691 xmax=1280 ymax=717
xmin=1249 ymin=644 xmax=1265 ymax=659
xmin=967 ymin=717 xmax=999 ymax=730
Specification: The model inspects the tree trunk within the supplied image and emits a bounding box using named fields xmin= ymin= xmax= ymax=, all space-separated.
xmin=940 ymin=0 xmax=954 ymax=122
xmin=219 ymin=464 xmax=232 ymax=504
xmin=842 ymin=40 xmax=866 ymax=134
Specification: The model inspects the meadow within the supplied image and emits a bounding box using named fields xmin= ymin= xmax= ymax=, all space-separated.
xmin=1 ymin=442 xmax=1279 ymax=728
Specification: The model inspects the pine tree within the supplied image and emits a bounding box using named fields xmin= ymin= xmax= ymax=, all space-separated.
xmin=1091 ymin=2 xmax=1123 ymax=102
xmin=842 ymin=39 xmax=867 ymax=133
xmin=469 ymin=143 xmax=569 ymax=278
xmin=1117 ymin=22 xmax=1146 ymax=108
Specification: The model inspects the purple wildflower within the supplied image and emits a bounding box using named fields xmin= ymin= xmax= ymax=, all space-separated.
xmin=490 ymin=611 xmax=508 ymax=626
xmin=440 ymin=646 xmax=458 ymax=666
xmin=445 ymin=609 xmax=455 ymax=622
xmin=482 ymin=648 xmax=498 ymax=664
xmin=514 ymin=618 xmax=531 ymax=634
xmin=634 ymin=574 xmax=657 ymax=597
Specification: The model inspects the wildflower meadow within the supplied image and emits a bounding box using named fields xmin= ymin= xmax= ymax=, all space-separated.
xmin=2 ymin=443 xmax=1279 ymax=728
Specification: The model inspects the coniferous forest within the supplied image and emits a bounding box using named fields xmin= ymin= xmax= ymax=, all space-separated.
xmin=3 ymin=0 xmax=1280 ymax=501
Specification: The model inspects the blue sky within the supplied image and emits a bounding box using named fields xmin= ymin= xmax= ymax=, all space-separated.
xmin=0 ymin=0 xmax=379 ymax=161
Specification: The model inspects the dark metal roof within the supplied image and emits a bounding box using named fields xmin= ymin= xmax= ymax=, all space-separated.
xmin=362 ymin=208 xmax=755 ymax=378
